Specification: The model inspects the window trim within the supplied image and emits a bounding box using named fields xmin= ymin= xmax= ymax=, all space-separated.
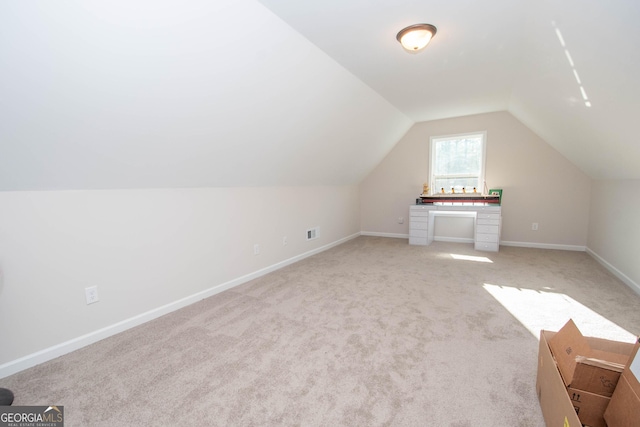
xmin=429 ymin=131 xmax=487 ymax=195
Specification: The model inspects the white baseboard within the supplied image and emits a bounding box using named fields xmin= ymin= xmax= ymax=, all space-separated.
xmin=0 ymin=232 xmax=360 ymax=379
xmin=361 ymin=233 xmax=586 ymax=250
xmin=433 ymin=236 xmax=474 ymax=244
xmin=360 ymin=232 xmax=473 ymax=243
xmin=586 ymin=247 xmax=640 ymax=296
xmin=360 ymin=231 xmax=408 ymax=239
xmin=500 ymin=240 xmax=586 ymax=251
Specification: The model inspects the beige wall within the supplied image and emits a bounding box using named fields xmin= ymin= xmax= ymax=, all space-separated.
xmin=360 ymin=111 xmax=591 ymax=248
xmin=0 ymin=185 xmax=359 ymax=374
xmin=587 ymin=180 xmax=640 ymax=293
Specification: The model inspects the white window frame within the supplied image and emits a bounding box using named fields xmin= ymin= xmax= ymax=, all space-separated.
xmin=429 ymin=131 xmax=487 ymax=195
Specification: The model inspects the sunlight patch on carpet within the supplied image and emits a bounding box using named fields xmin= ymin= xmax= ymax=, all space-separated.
xmin=483 ymin=283 xmax=636 ymax=342
xmin=450 ymin=254 xmax=493 ymax=263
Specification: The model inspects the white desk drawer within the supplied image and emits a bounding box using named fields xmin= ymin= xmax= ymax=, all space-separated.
xmin=476 ymin=233 xmax=499 ymax=243
xmin=409 ymin=237 xmax=428 ymax=245
xmin=409 ymin=212 xmax=429 ymax=222
xmin=409 ymin=229 xmax=428 ymax=238
xmin=476 ymin=225 xmax=499 ymax=234
xmin=410 ymin=214 xmax=430 ymax=219
xmin=475 ymin=241 xmax=499 ymax=252
xmin=476 ymin=206 xmax=501 ymax=213
xmin=477 ymin=213 xmax=501 ymax=220
xmin=410 ymin=206 xmax=435 ymax=212
xmin=477 ymin=218 xmax=500 ymax=226
xmin=410 ymin=221 xmax=428 ymax=230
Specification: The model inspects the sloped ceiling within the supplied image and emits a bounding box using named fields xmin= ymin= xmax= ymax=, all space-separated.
xmin=1 ymin=0 xmax=639 ymax=191
xmin=0 ymin=0 xmax=411 ymax=190
xmin=259 ymin=0 xmax=640 ymax=180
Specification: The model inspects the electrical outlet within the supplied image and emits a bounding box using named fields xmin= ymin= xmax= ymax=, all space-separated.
xmin=532 ymin=222 xmax=539 ymax=231
xmin=398 ymin=217 xmax=404 ymax=224
xmin=253 ymin=244 xmax=260 ymax=255
xmin=85 ymin=286 xmax=99 ymax=305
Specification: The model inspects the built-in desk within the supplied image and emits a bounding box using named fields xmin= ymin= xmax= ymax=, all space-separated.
xmin=409 ymin=204 xmax=502 ymax=251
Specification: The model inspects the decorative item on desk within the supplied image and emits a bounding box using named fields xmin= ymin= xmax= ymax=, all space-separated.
xmin=462 ymin=187 xmax=466 ymax=194
xmin=421 ymin=183 xmax=429 ymax=196
xmin=441 ymin=188 xmax=445 ymax=194
xmin=488 ymin=189 xmax=503 ymax=205
xmin=473 ymin=187 xmax=477 ymax=193
xmin=451 ymin=187 xmax=455 ymax=194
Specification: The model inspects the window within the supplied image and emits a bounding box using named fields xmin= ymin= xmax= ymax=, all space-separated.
xmin=429 ymin=132 xmax=486 ymax=195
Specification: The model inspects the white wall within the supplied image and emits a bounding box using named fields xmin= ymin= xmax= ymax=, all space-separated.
xmin=0 ymin=185 xmax=360 ymax=374
xmin=0 ymin=0 xmax=411 ymax=191
xmin=360 ymin=111 xmax=592 ymax=249
xmin=587 ymin=180 xmax=640 ymax=294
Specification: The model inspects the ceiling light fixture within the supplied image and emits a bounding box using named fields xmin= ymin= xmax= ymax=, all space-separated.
xmin=396 ymin=23 xmax=437 ymax=53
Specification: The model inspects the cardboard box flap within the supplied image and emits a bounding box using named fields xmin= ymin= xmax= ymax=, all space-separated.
xmin=603 ymin=373 xmax=640 ymax=427
xmin=572 ymin=358 xmax=624 ymax=396
xmin=575 ymin=356 xmax=625 ymax=372
xmin=604 ymin=341 xmax=640 ymax=427
xmin=548 ymin=319 xmax=592 ymax=386
xmin=589 ymin=336 xmax=637 ymax=355
xmin=625 ymin=340 xmax=640 ymax=396
xmin=590 ymin=348 xmax=630 ymax=365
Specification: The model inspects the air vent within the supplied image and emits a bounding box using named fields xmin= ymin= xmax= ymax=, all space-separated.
xmin=306 ymin=226 xmax=319 ymax=241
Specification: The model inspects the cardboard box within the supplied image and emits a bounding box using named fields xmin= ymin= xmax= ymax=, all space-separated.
xmin=537 ymin=321 xmax=636 ymax=427
xmin=548 ymin=319 xmax=630 ymax=396
xmin=566 ymin=387 xmax=610 ymax=427
xmin=537 ymin=329 xmax=582 ymax=427
xmin=604 ymin=341 xmax=640 ymax=427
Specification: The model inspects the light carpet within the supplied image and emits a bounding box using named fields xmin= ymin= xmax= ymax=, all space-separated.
xmin=3 ymin=237 xmax=640 ymax=426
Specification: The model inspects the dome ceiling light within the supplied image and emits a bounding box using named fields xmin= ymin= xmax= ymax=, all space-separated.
xmin=396 ymin=23 xmax=437 ymax=53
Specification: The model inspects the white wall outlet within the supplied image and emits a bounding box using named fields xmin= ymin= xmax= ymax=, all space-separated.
xmin=282 ymin=236 xmax=287 ymax=246
xmin=253 ymin=243 xmax=260 ymax=255
xmin=532 ymin=222 xmax=539 ymax=231
xmin=85 ymin=286 xmax=99 ymax=305
xmin=398 ymin=216 xmax=404 ymax=224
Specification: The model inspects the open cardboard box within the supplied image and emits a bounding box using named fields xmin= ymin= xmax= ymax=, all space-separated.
xmin=536 ymin=320 xmax=636 ymax=427
xmin=549 ymin=319 xmax=629 ymax=397
xmin=604 ymin=340 xmax=640 ymax=427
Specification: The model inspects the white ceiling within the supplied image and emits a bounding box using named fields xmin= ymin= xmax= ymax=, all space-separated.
xmin=1 ymin=0 xmax=639 ymax=191
xmin=259 ymin=0 xmax=525 ymax=122
xmin=259 ymin=0 xmax=640 ymax=180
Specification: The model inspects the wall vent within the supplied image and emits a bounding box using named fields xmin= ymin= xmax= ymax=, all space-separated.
xmin=306 ymin=226 xmax=319 ymax=241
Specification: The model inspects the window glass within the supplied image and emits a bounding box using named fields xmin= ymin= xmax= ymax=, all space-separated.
xmin=430 ymin=132 xmax=486 ymax=194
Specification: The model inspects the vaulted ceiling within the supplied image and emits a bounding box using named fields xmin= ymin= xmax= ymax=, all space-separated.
xmin=259 ymin=0 xmax=640 ymax=181
xmin=1 ymin=0 xmax=639 ymax=191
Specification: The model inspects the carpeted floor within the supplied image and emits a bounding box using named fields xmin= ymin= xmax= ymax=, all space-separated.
xmin=3 ymin=237 xmax=640 ymax=426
